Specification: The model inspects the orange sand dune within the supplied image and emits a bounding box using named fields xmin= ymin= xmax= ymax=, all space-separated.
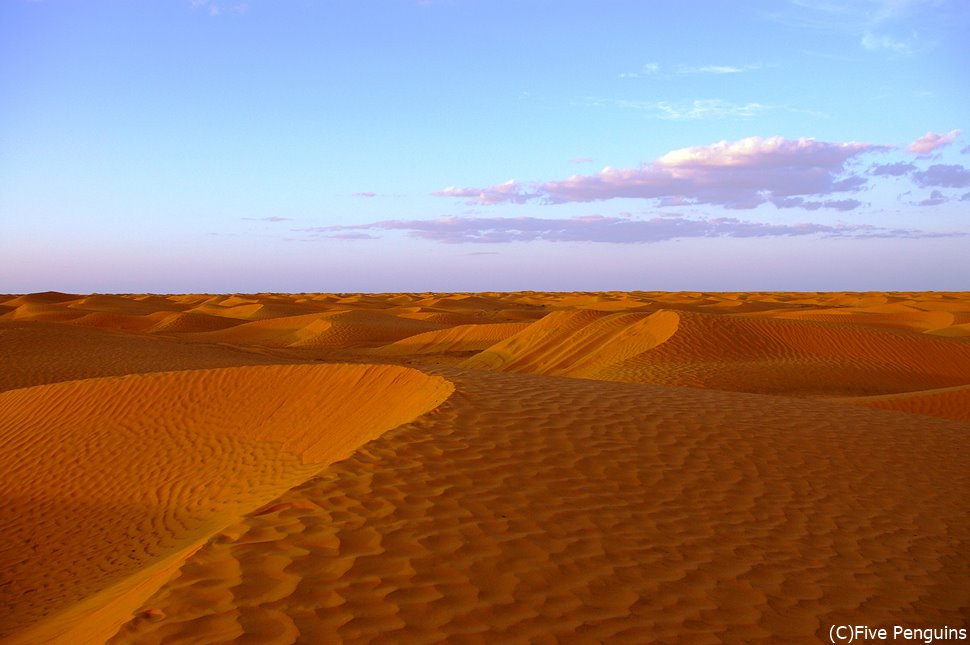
xmin=837 ymin=383 xmax=970 ymax=423
xmin=2 ymin=301 xmax=90 ymax=323
xmin=2 ymin=290 xmax=969 ymax=644
xmin=1 ymin=291 xmax=82 ymax=307
xmin=373 ymin=321 xmax=531 ymax=357
xmin=190 ymin=301 xmax=320 ymax=321
xmin=185 ymin=309 xmax=449 ymax=350
xmin=466 ymin=307 xmax=970 ymax=396
xmin=0 ymin=364 xmax=452 ymax=644
xmin=110 ymin=368 xmax=970 ymax=644
xmin=0 ymin=320 xmax=290 ymax=392
xmin=763 ymin=304 xmax=958 ymax=333
xmin=926 ymin=322 xmax=970 ymax=337
xmin=145 ymin=311 xmax=248 ymax=334
xmin=462 ymin=308 xmax=680 ymax=377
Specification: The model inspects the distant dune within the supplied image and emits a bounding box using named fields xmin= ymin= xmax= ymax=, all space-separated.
xmin=1 ymin=291 xmax=967 ymax=643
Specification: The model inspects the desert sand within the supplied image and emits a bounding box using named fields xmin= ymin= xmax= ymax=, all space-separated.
xmin=1 ymin=290 xmax=968 ymax=644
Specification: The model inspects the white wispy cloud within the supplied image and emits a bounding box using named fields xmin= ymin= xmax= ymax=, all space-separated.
xmin=775 ymin=0 xmax=934 ymax=55
xmin=861 ymin=31 xmax=913 ymax=53
xmin=618 ymin=62 xmax=660 ymax=79
xmin=651 ymin=100 xmax=772 ymax=120
xmin=677 ymin=63 xmax=765 ymax=74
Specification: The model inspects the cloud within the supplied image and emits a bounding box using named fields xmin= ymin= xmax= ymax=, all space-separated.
xmin=961 ymin=145 xmax=970 ymax=155
xmin=771 ymin=197 xmax=864 ymax=211
xmin=569 ymin=156 xmax=594 ymax=164
xmin=861 ymin=31 xmax=912 ymax=53
xmin=907 ymin=129 xmax=961 ymax=154
xmin=436 ymin=136 xmax=882 ymax=211
xmin=654 ymin=100 xmax=772 ymax=120
xmin=688 ymin=65 xmax=744 ymax=74
xmin=191 ymin=0 xmax=247 ymax=16
xmin=321 ymin=232 xmax=379 ymax=240
xmin=302 ymin=214 xmax=956 ymax=245
xmin=777 ymin=0 xmax=926 ymax=54
xmin=618 ymin=62 xmax=660 ymax=78
xmin=606 ymin=98 xmax=774 ymax=121
xmin=434 ymin=179 xmax=536 ymax=205
xmin=352 ymin=191 xmax=378 ymax=197
xmin=917 ymin=190 xmax=948 ymax=206
xmin=961 ymin=192 xmax=970 ymax=201
xmin=912 ymin=164 xmax=970 ymax=188
xmin=241 ymin=216 xmax=290 ymax=222
xmin=871 ymin=161 xmax=916 ymax=176
xmin=677 ymin=63 xmax=764 ymax=74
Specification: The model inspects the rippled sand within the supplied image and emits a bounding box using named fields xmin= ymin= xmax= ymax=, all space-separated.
xmin=2 ymin=291 xmax=968 ymax=643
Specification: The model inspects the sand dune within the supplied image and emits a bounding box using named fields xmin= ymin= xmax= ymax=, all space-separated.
xmin=373 ymin=321 xmax=530 ymax=356
xmin=184 ymin=309 xmax=449 ymax=350
xmin=0 ymin=364 xmax=452 ymax=643
xmin=1 ymin=290 xmax=968 ymax=643
xmin=466 ymin=307 xmax=970 ymax=396
xmin=462 ymin=309 xmax=679 ymax=376
xmin=110 ymin=368 xmax=970 ymax=644
xmin=839 ymin=383 xmax=970 ymax=423
xmin=0 ymin=321 xmax=296 ymax=392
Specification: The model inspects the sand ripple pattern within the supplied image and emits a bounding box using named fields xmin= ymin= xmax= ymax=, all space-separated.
xmin=0 ymin=364 xmax=453 ymax=643
xmin=113 ymin=369 xmax=970 ymax=644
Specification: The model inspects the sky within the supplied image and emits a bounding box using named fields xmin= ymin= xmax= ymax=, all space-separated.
xmin=1 ymin=0 xmax=968 ymax=293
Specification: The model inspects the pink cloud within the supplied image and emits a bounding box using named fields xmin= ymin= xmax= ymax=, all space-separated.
xmin=325 ymin=232 xmax=379 ymax=240
xmin=302 ymin=214 xmax=954 ymax=245
xmin=352 ymin=191 xmax=378 ymax=198
xmin=434 ymin=136 xmax=881 ymax=211
xmin=907 ymin=129 xmax=960 ymax=155
xmin=433 ymin=179 xmax=536 ymax=205
xmin=569 ymin=156 xmax=595 ymax=164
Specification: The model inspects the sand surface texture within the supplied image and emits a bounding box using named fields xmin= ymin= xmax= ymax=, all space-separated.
xmin=1 ymin=291 xmax=968 ymax=643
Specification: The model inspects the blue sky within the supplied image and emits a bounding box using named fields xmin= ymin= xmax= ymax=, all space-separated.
xmin=1 ymin=0 xmax=968 ymax=292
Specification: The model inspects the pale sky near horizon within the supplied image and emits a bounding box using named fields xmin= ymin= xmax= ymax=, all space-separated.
xmin=1 ymin=0 xmax=968 ymax=293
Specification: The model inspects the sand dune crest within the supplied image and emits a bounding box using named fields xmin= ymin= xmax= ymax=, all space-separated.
xmin=0 ymin=363 xmax=453 ymax=643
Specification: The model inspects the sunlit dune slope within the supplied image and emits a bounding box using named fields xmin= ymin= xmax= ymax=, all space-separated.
xmin=464 ymin=308 xmax=970 ymax=395
xmin=0 ymin=364 xmax=453 ymax=643
xmin=373 ymin=321 xmax=530 ymax=356
xmin=184 ymin=309 xmax=449 ymax=349
xmin=461 ymin=309 xmax=679 ymax=376
xmin=111 ymin=368 xmax=970 ymax=644
xmin=926 ymin=322 xmax=970 ymax=337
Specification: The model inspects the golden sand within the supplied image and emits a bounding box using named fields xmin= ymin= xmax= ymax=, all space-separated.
xmin=1 ymin=291 xmax=968 ymax=643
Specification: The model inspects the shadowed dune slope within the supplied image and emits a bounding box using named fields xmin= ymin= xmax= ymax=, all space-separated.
xmin=111 ymin=368 xmax=970 ymax=644
xmin=838 ymin=384 xmax=970 ymax=423
xmin=0 ymin=364 xmax=453 ymax=643
xmin=0 ymin=321 xmax=290 ymax=392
